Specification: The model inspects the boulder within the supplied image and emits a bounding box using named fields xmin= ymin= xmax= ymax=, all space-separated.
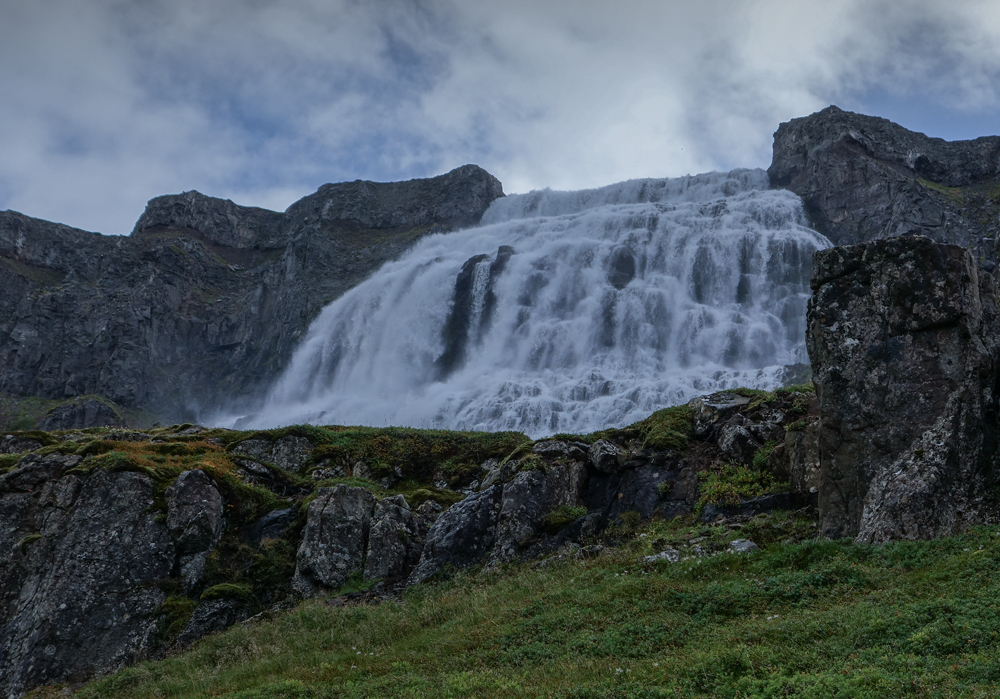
xmin=293 ymin=485 xmax=377 ymax=595
xmin=175 ymin=599 xmax=251 ymax=648
xmin=407 ymin=485 xmax=503 ymax=585
xmin=232 ymin=435 xmax=313 ymax=473
xmin=491 ymin=461 xmax=588 ymax=563
xmin=688 ymin=392 xmax=751 ymax=438
xmin=364 ymin=495 xmax=426 ymax=584
xmin=807 ymin=236 xmax=1000 ymax=541
xmin=588 ymin=439 xmax=624 ymax=474
xmin=0 ymin=434 xmax=42 ymax=454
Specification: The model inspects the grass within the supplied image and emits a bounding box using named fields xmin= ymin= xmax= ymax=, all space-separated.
xmin=45 ymin=520 xmax=1000 ymax=699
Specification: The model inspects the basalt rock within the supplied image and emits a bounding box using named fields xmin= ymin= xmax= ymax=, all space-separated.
xmin=807 ymin=236 xmax=1000 ymax=542
xmin=770 ymin=105 xmax=1000 ymax=269
xmin=1 ymin=166 xmax=503 ymax=422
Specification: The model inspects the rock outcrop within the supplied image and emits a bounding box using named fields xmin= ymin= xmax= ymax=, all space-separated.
xmin=0 ymin=166 xmax=503 ymax=423
xmin=807 ymin=236 xmax=1000 ymax=541
xmin=769 ymin=105 xmax=1000 ymax=269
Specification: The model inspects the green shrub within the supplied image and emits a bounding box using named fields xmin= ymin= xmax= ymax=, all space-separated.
xmin=697 ymin=462 xmax=776 ymax=509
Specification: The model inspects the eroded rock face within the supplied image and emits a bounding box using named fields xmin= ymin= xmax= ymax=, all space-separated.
xmin=293 ymin=485 xmax=377 ymax=595
xmin=38 ymin=397 xmax=126 ymax=430
xmin=769 ymin=105 xmax=1000 ymax=269
xmin=166 ymin=470 xmax=224 ymax=590
xmin=807 ymin=236 xmax=1000 ymax=541
xmin=0 ymin=467 xmax=175 ymax=698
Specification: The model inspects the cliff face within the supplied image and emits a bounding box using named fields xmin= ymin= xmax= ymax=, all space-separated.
xmin=769 ymin=105 xmax=1000 ymax=269
xmin=0 ymin=166 xmax=503 ymax=421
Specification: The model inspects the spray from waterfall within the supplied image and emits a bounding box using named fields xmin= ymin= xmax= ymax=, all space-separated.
xmin=240 ymin=168 xmax=829 ymax=437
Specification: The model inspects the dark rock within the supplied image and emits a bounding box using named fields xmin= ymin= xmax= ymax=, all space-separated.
xmin=232 ymin=436 xmax=313 ymax=473
xmin=700 ymin=492 xmax=812 ymax=522
xmin=364 ymin=495 xmax=426 ymax=584
xmin=245 ymin=508 xmax=296 ymax=547
xmin=769 ymin=105 xmax=1000 ymax=267
xmin=491 ymin=461 xmax=588 ymax=563
xmin=0 ymin=469 xmax=174 ymax=698
xmin=532 ymin=439 xmax=588 ymax=461
xmin=293 ymin=485 xmax=377 ymax=595
xmin=729 ymin=539 xmax=759 ymax=553
xmin=175 ymin=599 xmax=251 ymax=648
xmin=807 ymin=236 xmax=1000 ymax=541
xmin=688 ymin=392 xmax=752 ymax=439
xmin=38 ymin=397 xmax=126 ymax=430
xmin=716 ymin=416 xmax=762 ymax=466
xmin=0 ymin=453 xmax=81 ymax=492
xmin=0 ymin=435 xmax=42 ymax=454
xmin=166 ymin=470 xmax=224 ymax=591
xmin=606 ymin=246 xmax=636 ymax=289
xmin=588 ymin=439 xmax=624 ymax=474
xmin=785 ymin=420 xmax=821 ymax=494
xmin=407 ymin=485 xmax=503 ymax=585
xmin=585 ymin=459 xmax=695 ymax=524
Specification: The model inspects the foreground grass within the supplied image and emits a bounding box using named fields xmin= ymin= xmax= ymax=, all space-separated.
xmin=45 ymin=519 xmax=1000 ymax=699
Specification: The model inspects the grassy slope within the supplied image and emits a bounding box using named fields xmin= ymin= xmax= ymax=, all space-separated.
xmin=41 ymin=516 xmax=1000 ymax=699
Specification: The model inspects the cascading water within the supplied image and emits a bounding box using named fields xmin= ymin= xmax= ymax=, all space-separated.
xmin=245 ymin=168 xmax=830 ymax=437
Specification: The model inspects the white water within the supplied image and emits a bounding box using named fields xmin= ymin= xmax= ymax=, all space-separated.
xmin=241 ymin=168 xmax=829 ymax=437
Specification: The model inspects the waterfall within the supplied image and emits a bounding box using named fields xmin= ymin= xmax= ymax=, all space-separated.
xmin=245 ymin=168 xmax=830 ymax=437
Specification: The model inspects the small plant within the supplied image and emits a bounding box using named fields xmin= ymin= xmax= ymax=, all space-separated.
xmin=16 ymin=533 xmax=43 ymax=554
xmin=201 ymin=583 xmax=255 ymax=603
xmin=517 ymin=454 xmax=546 ymax=472
xmin=636 ymin=404 xmax=693 ymax=451
xmin=752 ymin=440 xmax=779 ymax=470
xmin=541 ymin=505 xmax=587 ymax=534
xmin=154 ymin=595 xmax=197 ymax=645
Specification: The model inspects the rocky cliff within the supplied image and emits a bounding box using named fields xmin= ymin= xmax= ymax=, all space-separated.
xmin=770 ymin=105 xmax=1000 ymax=269
xmin=0 ymin=165 xmax=503 ymax=423
xmin=0 ymin=387 xmax=818 ymax=697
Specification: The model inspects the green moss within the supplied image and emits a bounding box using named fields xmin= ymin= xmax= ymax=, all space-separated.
xmin=154 ymin=595 xmax=197 ymax=645
xmin=0 ymin=454 xmax=21 ymax=472
xmin=517 ymin=454 xmax=546 ymax=472
xmin=16 ymin=533 xmax=43 ymax=554
xmin=337 ymin=572 xmax=379 ymax=596
xmin=917 ymin=177 xmax=966 ymax=204
xmin=0 ymin=254 xmax=65 ymax=286
xmin=201 ymin=583 xmax=255 ymax=603
xmin=541 ymin=505 xmax=587 ymax=534
xmin=635 ymin=404 xmax=693 ymax=451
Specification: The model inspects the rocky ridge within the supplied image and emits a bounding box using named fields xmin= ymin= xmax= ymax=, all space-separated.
xmin=770 ymin=105 xmax=1000 ymax=269
xmin=0 ymin=166 xmax=503 ymax=422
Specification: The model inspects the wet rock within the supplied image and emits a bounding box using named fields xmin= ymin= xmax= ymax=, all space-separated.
xmin=585 ymin=460 xmax=695 ymax=523
xmin=716 ymin=417 xmax=762 ymax=466
xmin=607 ymin=246 xmax=636 ymax=290
xmin=407 ymin=485 xmax=503 ymax=585
xmin=532 ymin=439 xmax=588 ymax=461
xmin=38 ymin=397 xmax=126 ymax=430
xmin=785 ymin=420 xmax=821 ymax=494
xmin=294 ymin=485 xmax=377 ymax=596
xmin=480 ymin=459 xmax=518 ymax=490
xmin=808 ymin=236 xmax=1000 ymax=541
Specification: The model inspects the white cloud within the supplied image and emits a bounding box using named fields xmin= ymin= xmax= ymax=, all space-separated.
xmin=1 ymin=0 xmax=999 ymax=234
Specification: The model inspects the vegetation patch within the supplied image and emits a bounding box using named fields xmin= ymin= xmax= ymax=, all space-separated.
xmin=634 ymin=404 xmax=693 ymax=451
xmin=201 ymin=583 xmax=255 ymax=604
xmin=697 ymin=462 xmax=777 ymax=510
xmin=542 ymin=505 xmax=588 ymax=534
xmin=154 ymin=595 xmax=197 ymax=645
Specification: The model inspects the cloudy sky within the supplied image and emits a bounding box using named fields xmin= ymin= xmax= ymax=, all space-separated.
xmin=3 ymin=0 xmax=1000 ymax=235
